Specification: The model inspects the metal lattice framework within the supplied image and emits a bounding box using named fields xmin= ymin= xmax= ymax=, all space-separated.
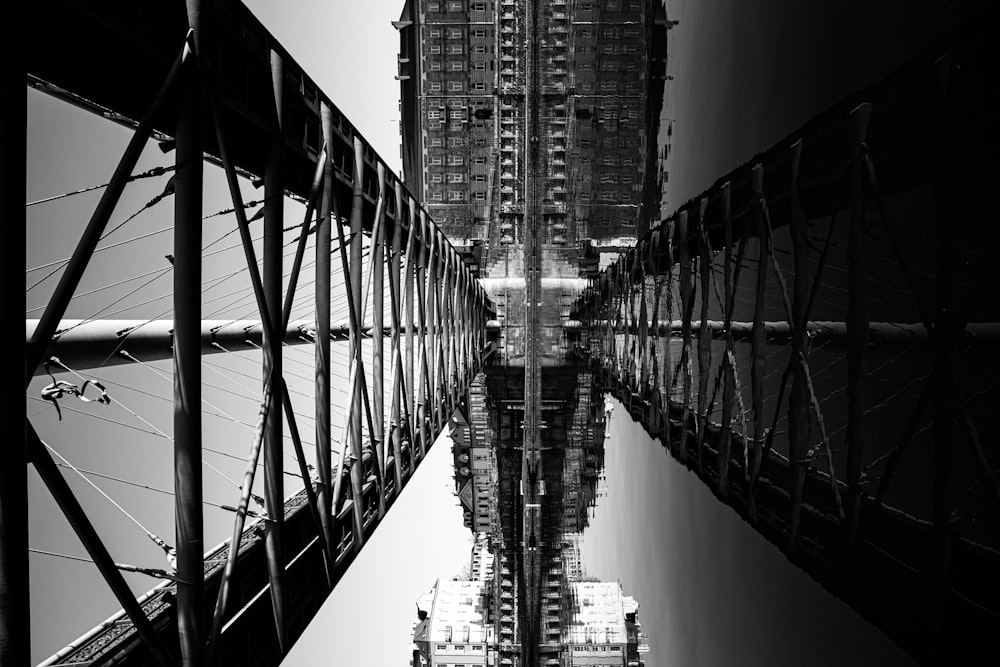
xmin=572 ymin=13 xmax=1000 ymax=663
xmin=5 ymin=1 xmax=492 ymax=665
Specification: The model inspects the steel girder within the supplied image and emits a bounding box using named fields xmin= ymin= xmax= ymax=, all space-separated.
xmin=17 ymin=2 xmax=492 ymax=666
xmin=571 ymin=15 xmax=1000 ymax=663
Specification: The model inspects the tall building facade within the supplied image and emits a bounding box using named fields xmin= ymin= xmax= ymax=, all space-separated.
xmin=397 ymin=0 xmax=666 ymax=264
xmin=400 ymin=1 xmax=665 ymax=664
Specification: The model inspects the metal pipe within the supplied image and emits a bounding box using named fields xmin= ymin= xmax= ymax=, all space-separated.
xmin=405 ymin=198 xmax=418 ymax=458
xmin=1 ymin=3 xmax=28 ymax=658
xmin=281 ymin=380 xmax=332 ymax=585
xmin=348 ymin=137 xmax=367 ymax=546
xmin=206 ymin=89 xmax=275 ymax=349
xmin=316 ymin=104 xmax=335 ymax=558
xmin=25 ymin=319 xmax=348 ymax=373
xmin=262 ymin=48 xmax=286 ymax=653
xmin=174 ymin=6 xmax=204 ymax=659
xmin=206 ymin=378 xmax=275 ymax=664
xmin=282 ymin=149 xmax=327 ymax=329
xmin=389 ymin=181 xmax=406 ymax=489
xmin=414 ymin=211 xmax=431 ymax=458
xmin=373 ymin=164 xmax=387 ymax=515
xmin=27 ymin=41 xmax=190 ymax=381
xmin=844 ymin=104 xmax=872 ymax=565
xmin=27 ymin=424 xmax=174 ymax=666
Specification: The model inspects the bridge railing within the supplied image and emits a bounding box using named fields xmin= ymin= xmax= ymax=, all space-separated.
xmin=572 ymin=8 xmax=1000 ymax=662
xmin=13 ymin=1 xmax=493 ymax=665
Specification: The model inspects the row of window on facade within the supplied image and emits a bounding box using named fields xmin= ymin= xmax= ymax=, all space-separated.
xmin=576 ymin=0 xmax=644 ymax=12
xmin=426 ymin=137 xmax=492 ymax=149
xmin=428 ymin=191 xmax=485 ymax=202
xmin=423 ymin=1 xmax=468 ymax=13
xmin=424 ymin=0 xmax=493 ymax=12
xmin=435 ymin=643 xmax=486 ymax=652
xmin=426 ymin=80 xmax=491 ymax=93
xmin=574 ymin=59 xmax=642 ymax=73
xmin=576 ymin=26 xmax=643 ymax=40
xmin=426 ymin=60 xmax=493 ymax=72
xmin=425 ymin=27 xmax=491 ymax=40
xmin=427 ymin=172 xmax=471 ymax=183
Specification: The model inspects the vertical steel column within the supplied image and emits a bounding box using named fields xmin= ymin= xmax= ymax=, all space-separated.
xmin=719 ymin=185 xmax=735 ymax=493
xmin=648 ymin=233 xmax=663 ymax=433
xmin=174 ymin=4 xmax=204 ymax=664
xmin=405 ymin=198 xmax=418 ymax=458
xmin=389 ymin=182 xmax=406 ymax=489
xmin=373 ymin=164 xmax=387 ymax=516
xmin=696 ymin=199 xmax=711 ymax=473
xmin=316 ymin=104 xmax=335 ymax=556
xmin=788 ymin=141 xmax=813 ymax=553
xmin=677 ymin=211 xmax=693 ymax=460
xmin=443 ymin=248 xmax=457 ymax=408
xmin=263 ymin=49 xmax=286 ymax=652
xmin=0 ymin=3 xmax=27 ymax=660
xmin=638 ymin=246 xmax=650 ymax=391
xmin=425 ymin=229 xmax=440 ymax=431
xmin=844 ymin=104 xmax=872 ymax=567
xmin=348 ymin=138 xmax=367 ymax=545
xmin=414 ymin=211 xmax=431 ymax=457
xmin=750 ymin=173 xmax=768 ymax=505
xmin=622 ymin=252 xmax=632 ymax=380
xmin=662 ymin=222 xmax=674 ymax=448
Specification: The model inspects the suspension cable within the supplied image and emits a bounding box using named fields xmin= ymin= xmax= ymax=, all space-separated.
xmin=26 ymin=164 xmax=175 ymax=207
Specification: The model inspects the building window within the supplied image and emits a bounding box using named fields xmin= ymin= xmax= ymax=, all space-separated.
xmin=428 ymin=109 xmax=441 ymax=120
xmin=448 ymin=155 xmax=464 ymax=165
xmin=449 ymin=28 xmax=463 ymax=38
xmin=449 ymin=136 xmax=464 ymax=147
xmin=430 ymin=174 xmax=443 ymax=183
xmin=430 ymin=137 xmax=443 ymax=147
xmin=429 ymin=28 xmax=441 ymax=38
xmin=429 ymin=82 xmax=442 ymax=92
xmin=450 ymin=61 xmax=464 ymax=71
xmin=448 ymin=44 xmax=464 ymax=54
xmin=449 ymin=109 xmax=465 ymax=120
xmin=473 ymin=45 xmax=487 ymax=53
xmin=448 ymin=190 xmax=464 ymax=201
xmin=429 ymin=45 xmax=441 ymax=55
xmin=473 ymin=28 xmax=486 ymax=38
xmin=473 ymin=174 xmax=486 ymax=182
xmin=448 ymin=173 xmax=464 ymax=183
xmin=430 ymin=61 xmax=441 ymax=71
xmin=430 ymin=156 xmax=443 ymax=165
xmin=447 ymin=1 xmax=462 ymax=10
xmin=431 ymin=192 xmax=443 ymax=201
xmin=448 ymin=81 xmax=464 ymax=92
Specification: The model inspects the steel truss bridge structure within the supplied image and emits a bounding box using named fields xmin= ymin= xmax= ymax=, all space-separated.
xmin=2 ymin=1 xmax=999 ymax=666
xmin=572 ymin=12 xmax=1000 ymax=663
xmin=6 ymin=1 xmax=492 ymax=665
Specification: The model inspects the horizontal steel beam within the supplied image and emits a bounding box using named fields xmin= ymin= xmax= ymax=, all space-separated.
xmin=569 ymin=320 xmax=1000 ymax=345
xmin=25 ymin=319 xmax=391 ymax=373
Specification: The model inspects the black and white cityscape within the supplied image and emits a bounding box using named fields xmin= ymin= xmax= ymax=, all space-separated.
xmin=7 ymin=1 xmax=1000 ymax=666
